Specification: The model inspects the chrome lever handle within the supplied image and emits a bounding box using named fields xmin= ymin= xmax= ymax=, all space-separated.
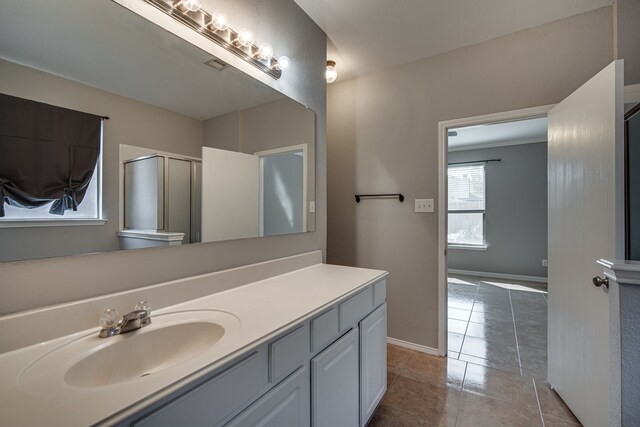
xmin=592 ymin=276 xmax=609 ymax=289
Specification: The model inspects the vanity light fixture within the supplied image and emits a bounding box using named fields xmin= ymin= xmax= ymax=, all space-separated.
xmin=235 ymin=29 xmax=255 ymax=47
xmin=177 ymin=0 xmax=200 ymax=12
xmin=210 ymin=10 xmax=228 ymax=31
xmin=254 ymin=43 xmax=273 ymax=60
xmin=326 ymin=60 xmax=337 ymax=83
xmin=143 ymin=0 xmax=288 ymax=79
xmin=275 ymin=56 xmax=291 ymax=71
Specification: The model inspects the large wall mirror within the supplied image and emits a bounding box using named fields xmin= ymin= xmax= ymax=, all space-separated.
xmin=0 ymin=0 xmax=315 ymax=262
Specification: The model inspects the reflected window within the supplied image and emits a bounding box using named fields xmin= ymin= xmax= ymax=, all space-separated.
xmin=0 ymin=94 xmax=103 ymax=222
xmin=2 ymin=165 xmax=100 ymax=220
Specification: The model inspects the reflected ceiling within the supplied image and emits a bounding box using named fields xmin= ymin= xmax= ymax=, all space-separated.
xmin=0 ymin=0 xmax=282 ymax=120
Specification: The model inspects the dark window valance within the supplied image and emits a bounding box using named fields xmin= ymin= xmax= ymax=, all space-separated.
xmin=0 ymin=93 xmax=102 ymax=217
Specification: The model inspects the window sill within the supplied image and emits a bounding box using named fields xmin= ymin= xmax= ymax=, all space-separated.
xmin=448 ymin=244 xmax=488 ymax=251
xmin=0 ymin=219 xmax=107 ymax=229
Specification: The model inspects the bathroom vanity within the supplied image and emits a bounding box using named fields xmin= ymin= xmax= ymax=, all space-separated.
xmin=0 ymin=254 xmax=387 ymax=426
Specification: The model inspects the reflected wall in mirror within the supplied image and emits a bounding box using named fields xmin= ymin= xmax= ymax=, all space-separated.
xmin=0 ymin=0 xmax=315 ymax=262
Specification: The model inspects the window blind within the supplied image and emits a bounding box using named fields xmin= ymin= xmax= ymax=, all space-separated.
xmin=0 ymin=93 xmax=102 ymax=217
xmin=448 ymin=164 xmax=486 ymax=211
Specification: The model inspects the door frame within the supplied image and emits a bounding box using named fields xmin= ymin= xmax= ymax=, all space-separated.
xmin=254 ymin=144 xmax=308 ymax=236
xmin=436 ymin=104 xmax=555 ymax=355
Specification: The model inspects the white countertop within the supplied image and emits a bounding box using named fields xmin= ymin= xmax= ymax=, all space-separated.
xmin=0 ymin=263 xmax=386 ymax=426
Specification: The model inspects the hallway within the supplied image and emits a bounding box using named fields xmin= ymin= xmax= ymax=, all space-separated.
xmin=369 ymin=275 xmax=581 ymax=426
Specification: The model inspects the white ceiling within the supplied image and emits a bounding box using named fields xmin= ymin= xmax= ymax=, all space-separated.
xmin=0 ymin=0 xmax=283 ymax=120
xmin=295 ymin=0 xmax=612 ymax=81
xmin=448 ymin=117 xmax=548 ymax=151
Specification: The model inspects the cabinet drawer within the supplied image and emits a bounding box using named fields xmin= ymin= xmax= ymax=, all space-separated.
xmin=225 ymin=366 xmax=310 ymax=427
xmin=269 ymin=324 xmax=309 ymax=382
xmin=311 ymin=307 xmax=339 ymax=353
xmin=339 ymin=286 xmax=373 ymax=331
xmin=373 ymin=280 xmax=386 ymax=307
xmin=134 ymin=349 xmax=268 ymax=427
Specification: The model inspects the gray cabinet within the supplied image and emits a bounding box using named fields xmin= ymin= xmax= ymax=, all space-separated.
xmin=311 ymin=328 xmax=360 ymax=427
xmin=122 ymin=279 xmax=387 ymax=427
xmin=359 ymin=303 xmax=387 ymax=426
xmin=226 ymin=366 xmax=310 ymax=427
xmin=133 ymin=349 xmax=268 ymax=427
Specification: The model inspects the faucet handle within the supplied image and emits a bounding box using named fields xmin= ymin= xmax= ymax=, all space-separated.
xmin=99 ymin=308 xmax=120 ymax=330
xmin=134 ymin=301 xmax=151 ymax=316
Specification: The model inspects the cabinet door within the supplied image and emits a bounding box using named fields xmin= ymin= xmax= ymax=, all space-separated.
xmin=311 ymin=328 xmax=359 ymax=427
xmin=226 ymin=366 xmax=310 ymax=427
xmin=359 ymin=303 xmax=387 ymax=426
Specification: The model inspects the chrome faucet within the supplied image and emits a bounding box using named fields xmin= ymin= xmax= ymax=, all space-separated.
xmin=99 ymin=301 xmax=152 ymax=338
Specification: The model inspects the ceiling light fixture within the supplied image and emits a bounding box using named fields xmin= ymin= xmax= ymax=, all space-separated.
xmin=144 ymin=0 xmax=288 ymax=79
xmin=325 ymin=60 xmax=337 ymax=83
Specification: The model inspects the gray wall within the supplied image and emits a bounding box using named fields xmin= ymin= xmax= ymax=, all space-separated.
xmin=447 ymin=143 xmax=548 ymax=278
xmin=0 ymin=59 xmax=203 ymax=262
xmin=0 ymin=0 xmax=326 ymax=316
xmin=327 ymin=7 xmax=613 ymax=348
xmin=615 ymin=0 xmax=640 ymax=86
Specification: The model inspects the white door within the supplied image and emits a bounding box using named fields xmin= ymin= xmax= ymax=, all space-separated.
xmin=548 ymin=60 xmax=624 ymax=427
xmin=201 ymin=147 xmax=259 ymax=242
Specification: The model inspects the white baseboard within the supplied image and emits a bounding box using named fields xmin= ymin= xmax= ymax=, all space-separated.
xmin=387 ymin=337 xmax=442 ymax=356
xmin=448 ymin=268 xmax=548 ymax=284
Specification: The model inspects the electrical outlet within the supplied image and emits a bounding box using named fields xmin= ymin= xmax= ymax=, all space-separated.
xmin=309 ymin=201 xmax=315 ymax=213
xmin=415 ymin=199 xmax=434 ymax=213
xmin=542 ymin=259 xmax=548 ymax=267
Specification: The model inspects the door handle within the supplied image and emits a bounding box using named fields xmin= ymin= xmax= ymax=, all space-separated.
xmin=592 ymin=276 xmax=609 ymax=289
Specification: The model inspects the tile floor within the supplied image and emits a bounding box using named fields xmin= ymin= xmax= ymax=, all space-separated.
xmin=369 ymin=275 xmax=582 ymax=426
xmin=446 ymin=275 xmax=548 ymax=378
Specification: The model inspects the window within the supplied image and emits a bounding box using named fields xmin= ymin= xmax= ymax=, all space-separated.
xmin=448 ymin=163 xmax=486 ymax=247
xmin=0 ymin=94 xmax=104 ymax=225
xmin=1 ymin=163 xmax=101 ymax=221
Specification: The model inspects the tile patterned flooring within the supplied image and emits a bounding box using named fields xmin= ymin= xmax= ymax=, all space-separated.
xmin=369 ymin=275 xmax=582 ymax=426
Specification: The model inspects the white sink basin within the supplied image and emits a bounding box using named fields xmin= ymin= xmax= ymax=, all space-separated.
xmin=18 ymin=310 xmax=240 ymax=393
xmin=65 ymin=321 xmax=225 ymax=387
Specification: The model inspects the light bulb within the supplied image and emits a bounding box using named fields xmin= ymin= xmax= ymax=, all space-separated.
xmin=255 ymin=43 xmax=273 ymax=60
xmin=325 ymin=60 xmax=337 ymax=83
xmin=237 ymin=29 xmax=254 ymax=47
xmin=210 ymin=10 xmax=228 ymax=31
xmin=179 ymin=0 xmax=200 ymax=12
xmin=275 ymin=56 xmax=290 ymax=71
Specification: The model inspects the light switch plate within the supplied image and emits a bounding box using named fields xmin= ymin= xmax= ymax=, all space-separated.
xmin=415 ymin=199 xmax=434 ymax=213
xmin=309 ymin=201 xmax=315 ymax=213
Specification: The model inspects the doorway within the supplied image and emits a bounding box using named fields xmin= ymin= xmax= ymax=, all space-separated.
xmin=438 ymin=106 xmax=554 ymax=373
xmin=256 ymin=144 xmax=308 ymax=237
